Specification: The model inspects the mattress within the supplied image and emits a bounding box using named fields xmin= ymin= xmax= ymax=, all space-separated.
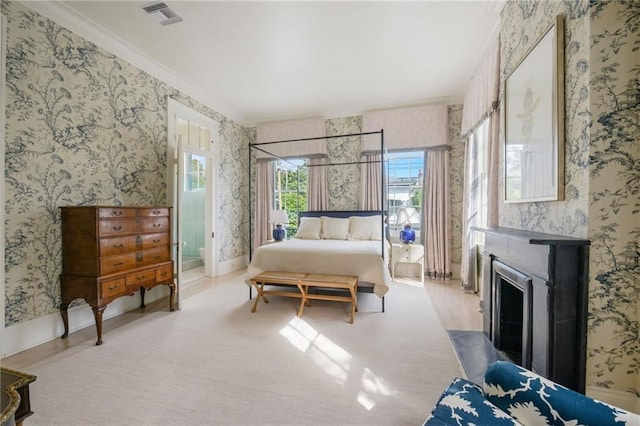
xmin=247 ymin=238 xmax=391 ymax=297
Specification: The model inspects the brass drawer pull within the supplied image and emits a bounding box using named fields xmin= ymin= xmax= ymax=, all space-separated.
xmin=152 ymin=210 xmax=161 ymax=215
xmin=152 ymin=223 xmax=161 ymax=228
xmin=137 ymin=275 xmax=146 ymax=281
xmin=113 ymin=261 xmax=124 ymax=266
xmin=160 ymin=271 xmax=168 ymax=277
xmin=112 ymin=211 xmax=122 ymax=216
xmin=108 ymin=284 xmax=119 ymax=290
xmin=112 ymin=225 xmax=122 ymax=231
xmin=153 ymin=255 xmax=161 ymax=260
xmin=112 ymin=243 xmax=124 ymax=249
xmin=153 ymin=239 xmax=161 ymax=243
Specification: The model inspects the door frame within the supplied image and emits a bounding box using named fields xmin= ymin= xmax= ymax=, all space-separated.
xmin=167 ymin=98 xmax=220 ymax=287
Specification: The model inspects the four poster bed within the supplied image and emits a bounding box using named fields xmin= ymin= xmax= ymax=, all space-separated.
xmin=247 ymin=130 xmax=391 ymax=316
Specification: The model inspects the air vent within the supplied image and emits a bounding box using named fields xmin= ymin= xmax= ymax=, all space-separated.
xmin=140 ymin=2 xmax=183 ymax=26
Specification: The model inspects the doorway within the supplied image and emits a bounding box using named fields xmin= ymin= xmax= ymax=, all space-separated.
xmin=167 ymin=98 xmax=219 ymax=296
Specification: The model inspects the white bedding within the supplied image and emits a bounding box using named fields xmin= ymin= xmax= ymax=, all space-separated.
xmin=247 ymin=238 xmax=391 ymax=297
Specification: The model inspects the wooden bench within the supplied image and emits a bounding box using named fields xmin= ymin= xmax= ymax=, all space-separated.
xmin=250 ymin=271 xmax=359 ymax=323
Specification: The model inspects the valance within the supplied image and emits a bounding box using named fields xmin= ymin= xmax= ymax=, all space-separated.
xmin=461 ymin=36 xmax=500 ymax=137
xmin=255 ymin=118 xmax=326 ymax=159
xmin=362 ymin=104 xmax=448 ymax=153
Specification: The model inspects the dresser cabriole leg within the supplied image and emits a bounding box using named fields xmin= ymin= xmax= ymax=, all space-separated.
xmin=92 ymin=305 xmax=107 ymax=345
xmin=60 ymin=303 xmax=70 ymax=339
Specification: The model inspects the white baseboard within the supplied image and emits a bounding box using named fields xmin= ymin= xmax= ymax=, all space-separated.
xmin=586 ymin=385 xmax=640 ymax=414
xmin=2 ymin=285 xmax=168 ymax=357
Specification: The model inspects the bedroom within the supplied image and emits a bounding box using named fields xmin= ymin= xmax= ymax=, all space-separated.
xmin=1 ymin=0 xmax=639 ymax=423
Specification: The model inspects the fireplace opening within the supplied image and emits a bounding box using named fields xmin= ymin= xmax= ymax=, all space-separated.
xmin=491 ymin=260 xmax=532 ymax=369
xmin=498 ymin=277 xmax=523 ymax=363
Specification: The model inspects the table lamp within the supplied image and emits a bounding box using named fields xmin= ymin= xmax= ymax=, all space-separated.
xmin=396 ymin=206 xmax=418 ymax=244
xmin=270 ymin=209 xmax=288 ymax=241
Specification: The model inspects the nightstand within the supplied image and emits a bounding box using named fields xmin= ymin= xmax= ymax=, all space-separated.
xmin=391 ymin=243 xmax=424 ymax=283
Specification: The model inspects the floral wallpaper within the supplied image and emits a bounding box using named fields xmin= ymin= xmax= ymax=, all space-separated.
xmin=448 ymin=105 xmax=464 ymax=268
xmin=501 ymin=0 xmax=639 ymax=404
xmin=2 ymin=1 xmax=249 ymax=326
xmin=325 ymin=116 xmax=362 ymax=210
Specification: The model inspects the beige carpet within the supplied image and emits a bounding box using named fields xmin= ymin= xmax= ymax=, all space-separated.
xmin=22 ymin=273 xmax=462 ymax=425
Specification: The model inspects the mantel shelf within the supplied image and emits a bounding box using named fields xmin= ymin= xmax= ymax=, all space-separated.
xmin=472 ymin=226 xmax=590 ymax=247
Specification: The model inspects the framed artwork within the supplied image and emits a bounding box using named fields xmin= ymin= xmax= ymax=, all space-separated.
xmin=505 ymin=15 xmax=565 ymax=203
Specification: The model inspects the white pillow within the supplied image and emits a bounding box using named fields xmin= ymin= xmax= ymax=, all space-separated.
xmin=295 ymin=217 xmax=322 ymax=239
xmin=349 ymin=215 xmax=383 ymax=240
xmin=321 ymin=216 xmax=350 ymax=240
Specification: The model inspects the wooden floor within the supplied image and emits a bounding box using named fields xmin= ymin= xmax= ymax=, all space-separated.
xmin=2 ymin=269 xmax=482 ymax=370
xmin=423 ymin=278 xmax=483 ymax=331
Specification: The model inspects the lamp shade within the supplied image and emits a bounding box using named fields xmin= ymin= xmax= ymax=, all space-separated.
xmin=396 ymin=206 xmax=420 ymax=225
xmin=270 ymin=209 xmax=288 ymax=224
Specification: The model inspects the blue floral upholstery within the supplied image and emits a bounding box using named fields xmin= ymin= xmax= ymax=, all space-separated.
xmin=425 ymin=361 xmax=640 ymax=426
xmin=424 ymin=377 xmax=518 ymax=425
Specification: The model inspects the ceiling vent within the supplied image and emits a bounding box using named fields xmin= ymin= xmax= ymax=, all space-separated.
xmin=140 ymin=2 xmax=183 ymax=26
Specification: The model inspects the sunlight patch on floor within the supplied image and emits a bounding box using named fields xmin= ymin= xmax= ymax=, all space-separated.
xmin=279 ymin=316 xmax=397 ymax=410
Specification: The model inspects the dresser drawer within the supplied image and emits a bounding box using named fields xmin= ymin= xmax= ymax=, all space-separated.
xmin=98 ymin=208 xmax=137 ymax=219
xmin=100 ymin=235 xmax=137 ymax=256
xmin=100 ymin=252 xmax=138 ymax=275
xmin=99 ymin=219 xmax=138 ymax=237
xmin=137 ymin=217 xmax=169 ymax=234
xmin=155 ymin=263 xmax=173 ymax=283
xmin=125 ymin=268 xmax=156 ymax=287
xmin=137 ymin=207 xmax=170 ymax=217
xmin=140 ymin=233 xmax=169 ymax=249
xmin=99 ymin=233 xmax=168 ymax=256
xmin=140 ymin=247 xmax=171 ymax=266
xmin=100 ymin=277 xmax=126 ymax=299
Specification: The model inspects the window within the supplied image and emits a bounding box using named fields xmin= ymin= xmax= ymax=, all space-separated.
xmin=185 ymin=153 xmax=206 ymax=192
xmin=387 ymin=151 xmax=425 ymax=242
xmin=467 ymin=118 xmax=490 ymax=246
xmin=273 ymin=158 xmax=307 ymax=237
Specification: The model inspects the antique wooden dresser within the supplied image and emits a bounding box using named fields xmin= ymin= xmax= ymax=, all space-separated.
xmin=59 ymin=206 xmax=176 ymax=345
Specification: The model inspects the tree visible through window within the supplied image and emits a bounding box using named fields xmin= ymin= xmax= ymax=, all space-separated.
xmin=274 ymin=159 xmax=307 ymax=237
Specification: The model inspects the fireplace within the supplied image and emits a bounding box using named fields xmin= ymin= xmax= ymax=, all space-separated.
xmin=492 ymin=260 xmax=531 ymax=368
xmin=475 ymin=226 xmax=590 ymax=393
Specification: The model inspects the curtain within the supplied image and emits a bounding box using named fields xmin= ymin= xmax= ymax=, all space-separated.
xmin=307 ymin=157 xmax=328 ymax=211
xmin=423 ymin=149 xmax=451 ymax=279
xmin=460 ymin=36 xmax=500 ymax=291
xmin=360 ymin=153 xmax=382 ymax=210
xmin=362 ymin=104 xmax=448 ymax=152
xmin=254 ymin=160 xmax=274 ymax=250
xmin=255 ymin=118 xmax=326 ymax=159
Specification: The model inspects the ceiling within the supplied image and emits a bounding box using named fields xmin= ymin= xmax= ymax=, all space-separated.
xmin=28 ymin=1 xmax=504 ymax=127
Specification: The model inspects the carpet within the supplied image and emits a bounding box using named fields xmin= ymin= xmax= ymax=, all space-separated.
xmin=446 ymin=330 xmax=508 ymax=386
xmin=20 ymin=274 xmax=462 ymax=426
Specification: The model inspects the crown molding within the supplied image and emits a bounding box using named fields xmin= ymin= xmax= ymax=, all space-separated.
xmin=21 ymin=2 xmax=247 ymax=126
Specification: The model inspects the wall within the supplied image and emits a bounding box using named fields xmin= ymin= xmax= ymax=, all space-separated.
xmin=2 ymin=1 xmax=249 ymax=340
xmin=500 ymin=0 xmax=639 ymax=409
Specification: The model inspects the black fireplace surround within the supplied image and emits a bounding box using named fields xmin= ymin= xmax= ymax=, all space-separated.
xmin=474 ymin=227 xmax=590 ymax=393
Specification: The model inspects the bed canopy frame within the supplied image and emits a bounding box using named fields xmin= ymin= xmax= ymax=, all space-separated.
xmin=248 ymin=129 xmax=387 ymax=260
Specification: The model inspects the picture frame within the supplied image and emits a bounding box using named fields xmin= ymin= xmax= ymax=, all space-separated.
xmin=504 ymin=15 xmax=565 ymax=203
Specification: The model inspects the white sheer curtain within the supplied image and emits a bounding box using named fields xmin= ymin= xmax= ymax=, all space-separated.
xmin=423 ymin=149 xmax=451 ymax=279
xmin=307 ymin=157 xmax=327 ymax=211
xmin=360 ymin=154 xmax=382 ymax=210
xmin=254 ymin=160 xmax=274 ymax=250
xmin=460 ymin=36 xmax=500 ymax=291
